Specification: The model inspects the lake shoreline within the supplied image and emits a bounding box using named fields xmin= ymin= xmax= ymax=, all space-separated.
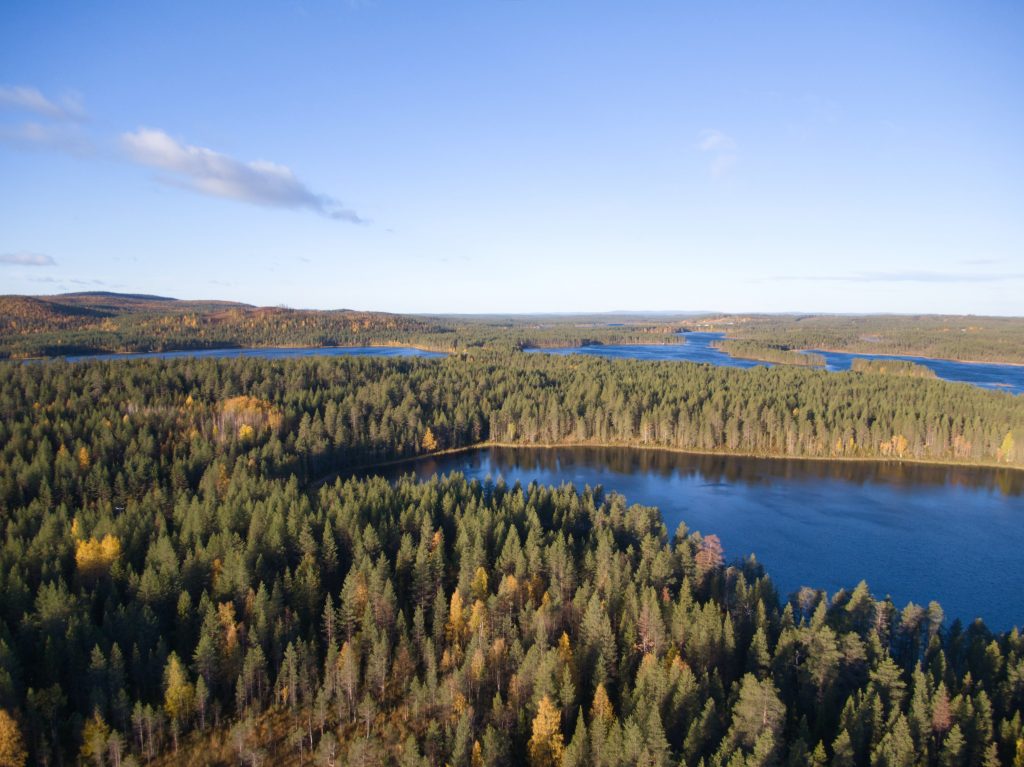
xmin=355 ymin=443 xmax=1022 ymax=631
xmin=797 ymin=344 xmax=1024 ymax=369
xmin=317 ymin=438 xmax=1023 ymax=487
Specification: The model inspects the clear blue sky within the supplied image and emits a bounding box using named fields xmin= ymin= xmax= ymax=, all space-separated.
xmin=2 ymin=1 xmax=1022 ymax=314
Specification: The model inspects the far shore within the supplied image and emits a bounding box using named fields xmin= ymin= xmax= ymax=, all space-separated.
xmin=313 ymin=438 xmax=1024 ymax=489
xmin=794 ymin=344 xmax=1024 ymax=368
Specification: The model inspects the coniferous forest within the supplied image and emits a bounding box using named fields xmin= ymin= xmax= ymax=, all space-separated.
xmin=0 ymin=354 xmax=1022 ymax=766
xmin=5 ymin=1 xmax=1024 ymax=765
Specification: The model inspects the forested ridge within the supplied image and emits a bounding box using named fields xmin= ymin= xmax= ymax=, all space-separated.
xmin=0 ymin=355 xmax=1022 ymax=765
xmin=0 ymin=293 xmax=682 ymax=359
xmin=0 ymin=295 xmax=452 ymax=359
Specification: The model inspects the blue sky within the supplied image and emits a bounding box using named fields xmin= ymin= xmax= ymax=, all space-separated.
xmin=1 ymin=1 xmax=1022 ymax=314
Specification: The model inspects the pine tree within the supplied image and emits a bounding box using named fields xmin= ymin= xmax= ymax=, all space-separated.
xmin=939 ymin=724 xmax=965 ymax=767
xmin=831 ymin=728 xmax=856 ymax=767
xmin=730 ymin=674 xmax=786 ymax=751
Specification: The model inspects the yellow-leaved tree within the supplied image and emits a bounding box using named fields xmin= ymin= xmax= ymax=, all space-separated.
xmin=999 ymin=430 xmax=1016 ymax=463
xmin=78 ymin=710 xmax=109 ymax=767
xmin=527 ymin=695 xmax=564 ymax=767
xmin=591 ymin=682 xmax=615 ymax=723
xmin=0 ymin=709 xmax=27 ymax=767
xmin=75 ymin=534 xmax=122 ymax=581
xmin=164 ymin=653 xmax=194 ymax=752
xmin=422 ymin=427 xmax=438 ymax=452
xmin=447 ymin=590 xmax=466 ymax=647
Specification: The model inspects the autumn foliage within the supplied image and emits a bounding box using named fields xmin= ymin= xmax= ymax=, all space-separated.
xmin=217 ymin=395 xmax=282 ymax=441
xmin=74 ymin=534 xmax=122 ymax=580
xmin=0 ymin=710 xmax=26 ymax=767
xmin=528 ymin=695 xmax=565 ymax=767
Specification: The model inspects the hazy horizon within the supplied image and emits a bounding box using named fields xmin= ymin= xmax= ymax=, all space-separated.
xmin=11 ymin=288 xmax=1024 ymax=320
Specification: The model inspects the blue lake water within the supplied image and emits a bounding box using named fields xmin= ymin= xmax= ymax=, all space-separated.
xmin=63 ymin=346 xmax=446 ymax=362
xmin=530 ymin=331 xmax=1024 ymax=394
xmin=810 ymin=349 xmax=1024 ymax=395
xmin=361 ymin=446 xmax=1024 ymax=631
xmin=528 ymin=331 xmax=768 ymax=368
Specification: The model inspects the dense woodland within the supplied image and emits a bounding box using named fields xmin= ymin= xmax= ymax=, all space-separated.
xmin=709 ymin=341 xmax=825 ymax=368
xmin=718 ymin=315 xmax=1024 ymax=365
xmin=849 ymin=360 xmax=938 ymax=380
xmin=0 ymin=353 xmax=1022 ymax=765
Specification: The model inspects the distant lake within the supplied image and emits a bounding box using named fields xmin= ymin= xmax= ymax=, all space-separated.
xmin=810 ymin=349 xmax=1024 ymax=395
xmin=360 ymin=446 xmax=1024 ymax=631
xmin=62 ymin=346 xmax=446 ymax=362
xmin=530 ymin=331 xmax=1024 ymax=394
xmin=528 ymin=331 xmax=767 ymax=368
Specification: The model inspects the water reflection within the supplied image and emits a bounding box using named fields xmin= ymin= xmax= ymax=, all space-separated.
xmin=361 ymin=446 xmax=1024 ymax=629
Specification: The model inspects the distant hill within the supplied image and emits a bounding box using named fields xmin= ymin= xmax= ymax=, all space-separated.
xmin=0 ymin=291 xmax=450 ymax=358
xmin=52 ymin=291 xmax=253 ymax=314
xmin=0 ymin=295 xmax=113 ymax=331
xmin=59 ymin=290 xmax=178 ymax=302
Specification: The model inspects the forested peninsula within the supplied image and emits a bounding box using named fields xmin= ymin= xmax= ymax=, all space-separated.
xmin=708 ymin=341 xmax=824 ymax=368
xmin=714 ymin=315 xmax=1024 ymax=365
xmin=0 ymin=354 xmax=1022 ymax=765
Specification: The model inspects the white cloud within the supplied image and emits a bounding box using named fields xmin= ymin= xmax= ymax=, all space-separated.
xmin=120 ymin=128 xmax=364 ymax=222
xmin=697 ymin=129 xmax=738 ymax=179
xmin=0 ymin=85 xmax=85 ymax=121
xmin=697 ymin=129 xmax=736 ymax=152
xmin=0 ymin=251 xmax=57 ymax=266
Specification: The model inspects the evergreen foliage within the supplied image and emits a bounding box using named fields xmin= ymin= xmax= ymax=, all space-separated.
xmin=0 ymin=354 xmax=1021 ymax=763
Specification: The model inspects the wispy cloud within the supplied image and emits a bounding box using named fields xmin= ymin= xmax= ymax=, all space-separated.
xmin=27 ymin=276 xmax=120 ymax=290
xmin=0 ymin=85 xmax=85 ymax=121
xmin=0 ymin=251 xmax=57 ymax=266
xmin=697 ymin=129 xmax=738 ymax=179
xmin=697 ymin=129 xmax=736 ymax=153
xmin=769 ymin=270 xmax=1024 ymax=284
xmin=0 ymin=121 xmax=94 ymax=155
xmin=120 ymin=128 xmax=364 ymax=222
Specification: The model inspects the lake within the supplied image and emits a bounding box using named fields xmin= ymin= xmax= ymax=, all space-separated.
xmin=63 ymin=346 xmax=446 ymax=362
xmin=530 ymin=331 xmax=1024 ymax=394
xmin=528 ymin=331 xmax=767 ymax=368
xmin=810 ymin=349 xmax=1024 ymax=395
xmin=359 ymin=446 xmax=1024 ymax=631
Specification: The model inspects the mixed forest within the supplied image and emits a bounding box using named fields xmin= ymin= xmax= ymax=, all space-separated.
xmin=0 ymin=294 xmax=682 ymax=359
xmin=0 ymin=352 xmax=1022 ymax=766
